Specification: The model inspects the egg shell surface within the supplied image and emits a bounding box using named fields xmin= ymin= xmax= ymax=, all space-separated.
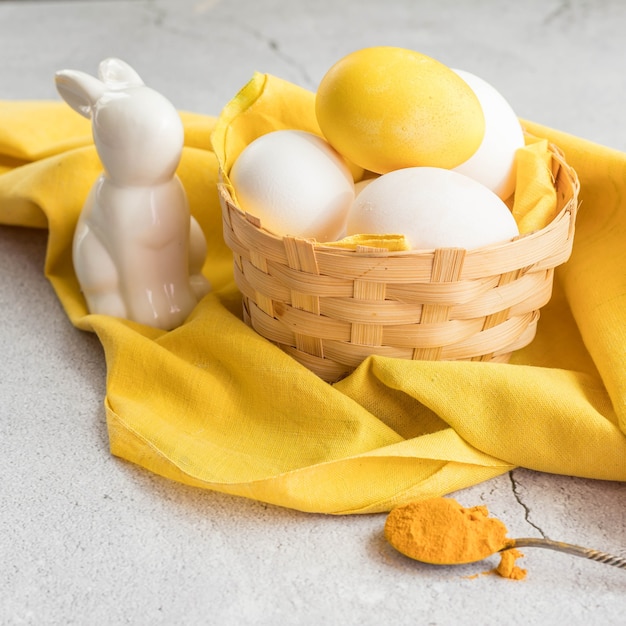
xmin=452 ymin=69 xmax=525 ymax=200
xmin=315 ymin=46 xmax=486 ymax=174
xmin=346 ymin=167 xmax=520 ymax=250
xmin=229 ymin=130 xmax=355 ymax=242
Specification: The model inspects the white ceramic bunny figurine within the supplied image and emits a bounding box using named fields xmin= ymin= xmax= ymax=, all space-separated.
xmin=55 ymin=57 xmax=210 ymax=330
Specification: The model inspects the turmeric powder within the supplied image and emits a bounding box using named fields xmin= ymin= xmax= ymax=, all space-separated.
xmin=384 ymin=497 xmax=525 ymax=579
xmin=496 ymin=548 xmax=527 ymax=580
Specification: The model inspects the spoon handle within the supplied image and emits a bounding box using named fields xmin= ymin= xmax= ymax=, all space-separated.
xmin=511 ymin=538 xmax=626 ymax=569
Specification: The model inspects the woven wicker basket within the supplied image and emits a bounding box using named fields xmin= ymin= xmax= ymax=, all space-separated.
xmin=219 ymin=144 xmax=579 ymax=383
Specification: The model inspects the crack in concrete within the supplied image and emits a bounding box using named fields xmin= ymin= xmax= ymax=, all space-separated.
xmin=141 ymin=1 xmax=207 ymax=42
xmin=246 ymin=28 xmax=315 ymax=89
xmin=543 ymin=0 xmax=572 ymax=25
xmin=141 ymin=4 xmax=314 ymax=89
xmin=509 ymin=470 xmax=545 ymax=536
xmin=276 ymin=41 xmax=314 ymax=87
xmin=144 ymin=0 xmax=166 ymax=27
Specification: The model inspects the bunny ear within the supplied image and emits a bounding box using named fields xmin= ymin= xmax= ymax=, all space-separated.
xmin=98 ymin=57 xmax=144 ymax=88
xmin=54 ymin=70 xmax=106 ymax=119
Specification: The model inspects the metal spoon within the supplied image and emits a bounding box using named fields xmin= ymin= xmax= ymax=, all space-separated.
xmin=506 ymin=538 xmax=626 ymax=569
xmin=384 ymin=498 xmax=626 ymax=569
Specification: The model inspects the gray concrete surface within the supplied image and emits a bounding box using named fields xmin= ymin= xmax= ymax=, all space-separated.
xmin=1 ymin=1 xmax=625 ymax=624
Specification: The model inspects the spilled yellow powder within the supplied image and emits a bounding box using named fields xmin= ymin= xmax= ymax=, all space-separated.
xmin=496 ymin=548 xmax=527 ymax=580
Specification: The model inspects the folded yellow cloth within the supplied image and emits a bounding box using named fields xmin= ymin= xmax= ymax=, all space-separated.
xmin=0 ymin=92 xmax=624 ymax=515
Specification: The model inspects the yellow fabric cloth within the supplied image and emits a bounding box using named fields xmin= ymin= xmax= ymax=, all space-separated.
xmin=1 ymin=89 xmax=625 ymax=515
xmin=511 ymin=135 xmax=559 ymax=233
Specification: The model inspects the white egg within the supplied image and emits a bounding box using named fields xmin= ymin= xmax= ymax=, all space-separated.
xmin=452 ymin=69 xmax=525 ymax=200
xmin=229 ymin=130 xmax=354 ymax=242
xmin=346 ymin=167 xmax=519 ymax=250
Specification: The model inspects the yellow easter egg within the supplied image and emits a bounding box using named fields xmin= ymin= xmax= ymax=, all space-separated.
xmin=315 ymin=47 xmax=486 ymax=173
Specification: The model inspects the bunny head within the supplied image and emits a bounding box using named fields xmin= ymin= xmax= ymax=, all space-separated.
xmin=55 ymin=58 xmax=184 ymax=185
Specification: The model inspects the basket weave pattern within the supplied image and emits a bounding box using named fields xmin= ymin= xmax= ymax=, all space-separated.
xmin=219 ymin=145 xmax=579 ymax=383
